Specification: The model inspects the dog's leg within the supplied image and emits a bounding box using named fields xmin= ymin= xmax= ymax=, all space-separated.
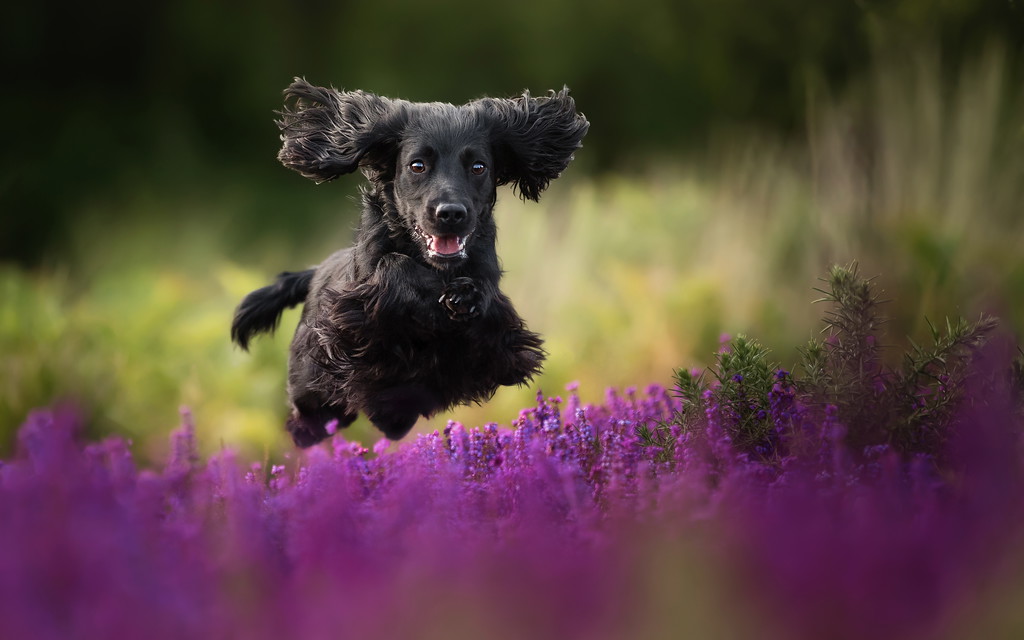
xmin=365 ymin=384 xmax=441 ymax=440
xmin=288 ymin=402 xmax=358 ymax=448
xmin=284 ymin=323 xmax=359 ymax=447
xmin=286 ymin=399 xmax=358 ymax=448
xmin=485 ymin=292 xmax=546 ymax=387
xmin=498 ymin=331 xmax=546 ymax=386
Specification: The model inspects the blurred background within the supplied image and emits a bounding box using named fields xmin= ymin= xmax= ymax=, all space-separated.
xmin=2 ymin=0 xmax=1023 ymax=463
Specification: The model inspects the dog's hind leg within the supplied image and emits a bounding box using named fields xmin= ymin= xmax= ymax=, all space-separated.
xmin=286 ymin=391 xmax=357 ymax=448
xmin=365 ymin=385 xmax=441 ymax=440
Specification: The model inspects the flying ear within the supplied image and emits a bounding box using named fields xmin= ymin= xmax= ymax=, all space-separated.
xmin=481 ymin=88 xmax=589 ymax=201
xmin=276 ymin=78 xmax=403 ymax=183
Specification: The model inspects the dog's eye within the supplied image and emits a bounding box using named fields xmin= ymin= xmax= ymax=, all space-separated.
xmin=470 ymin=161 xmax=487 ymax=176
xmin=409 ymin=160 xmax=426 ymax=174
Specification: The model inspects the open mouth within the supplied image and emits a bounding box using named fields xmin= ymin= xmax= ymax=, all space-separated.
xmin=414 ymin=224 xmax=470 ymax=259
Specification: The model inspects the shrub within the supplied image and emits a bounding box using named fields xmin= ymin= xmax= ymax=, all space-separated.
xmin=645 ymin=263 xmax=1006 ymax=463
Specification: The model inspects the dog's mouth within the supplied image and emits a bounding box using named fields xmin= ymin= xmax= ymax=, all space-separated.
xmin=414 ymin=224 xmax=471 ymax=260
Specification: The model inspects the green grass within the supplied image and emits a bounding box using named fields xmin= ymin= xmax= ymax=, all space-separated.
xmin=1 ymin=45 xmax=1021 ymax=463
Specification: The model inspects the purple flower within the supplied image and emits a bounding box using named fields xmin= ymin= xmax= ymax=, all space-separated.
xmin=0 ymin=376 xmax=1020 ymax=640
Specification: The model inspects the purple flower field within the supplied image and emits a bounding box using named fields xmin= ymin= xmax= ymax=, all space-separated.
xmin=3 ymin=364 xmax=1022 ymax=639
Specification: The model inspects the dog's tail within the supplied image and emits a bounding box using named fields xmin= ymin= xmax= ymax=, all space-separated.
xmin=231 ymin=270 xmax=315 ymax=351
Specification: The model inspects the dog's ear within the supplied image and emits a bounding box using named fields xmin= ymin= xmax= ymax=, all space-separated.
xmin=276 ymin=78 xmax=404 ymax=183
xmin=481 ymin=88 xmax=589 ymax=201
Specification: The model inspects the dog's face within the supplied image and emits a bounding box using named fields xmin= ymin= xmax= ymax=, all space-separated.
xmin=392 ymin=109 xmax=497 ymax=268
xmin=275 ymin=80 xmax=589 ymax=267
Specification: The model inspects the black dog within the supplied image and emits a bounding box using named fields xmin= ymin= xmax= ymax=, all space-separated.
xmin=231 ymin=79 xmax=588 ymax=447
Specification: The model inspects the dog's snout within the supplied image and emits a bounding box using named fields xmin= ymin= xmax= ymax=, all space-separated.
xmin=435 ymin=203 xmax=467 ymax=226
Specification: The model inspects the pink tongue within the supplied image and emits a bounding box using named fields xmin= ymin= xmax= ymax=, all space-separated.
xmin=432 ymin=234 xmax=460 ymax=255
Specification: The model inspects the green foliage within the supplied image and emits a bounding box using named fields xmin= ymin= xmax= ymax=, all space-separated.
xmin=672 ymin=367 xmax=708 ymax=423
xmin=659 ymin=264 xmax=1006 ymax=460
xmin=651 ymin=336 xmax=779 ymax=458
xmin=804 ymin=263 xmax=891 ymax=446
xmin=814 ymin=264 xmax=886 ymax=380
xmin=897 ymin=315 xmax=1001 ymax=440
xmin=710 ymin=336 xmax=778 ymax=450
xmin=635 ymin=421 xmax=678 ymax=464
xmin=663 ymin=336 xmax=779 ymax=453
xmin=0 ymin=265 xmax=305 ymax=462
xmin=806 ymin=263 xmax=1000 ymax=451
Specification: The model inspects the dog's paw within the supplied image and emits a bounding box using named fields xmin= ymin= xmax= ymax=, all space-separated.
xmin=439 ymin=277 xmax=480 ymax=321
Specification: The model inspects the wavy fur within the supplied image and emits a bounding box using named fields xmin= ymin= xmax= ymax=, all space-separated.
xmin=234 ymin=80 xmax=587 ymax=446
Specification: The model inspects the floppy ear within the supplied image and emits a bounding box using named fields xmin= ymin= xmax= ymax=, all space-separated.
xmin=481 ymin=88 xmax=589 ymax=201
xmin=276 ymin=78 xmax=403 ymax=183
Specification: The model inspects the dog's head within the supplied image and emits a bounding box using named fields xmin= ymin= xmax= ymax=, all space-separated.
xmin=276 ymin=79 xmax=589 ymax=268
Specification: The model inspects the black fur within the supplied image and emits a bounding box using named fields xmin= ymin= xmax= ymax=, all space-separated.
xmin=232 ymin=78 xmax=588 ymax=447
xmin=231 ymin=270 xmax=315 ymax=351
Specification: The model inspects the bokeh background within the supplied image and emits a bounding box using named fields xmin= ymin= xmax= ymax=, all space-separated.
xmin=2 ymin=0 xmax=1023 ymax=463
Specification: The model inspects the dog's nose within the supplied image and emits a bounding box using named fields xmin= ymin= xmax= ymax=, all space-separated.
xmin=435 ymin=203 xmax=467 ymax=226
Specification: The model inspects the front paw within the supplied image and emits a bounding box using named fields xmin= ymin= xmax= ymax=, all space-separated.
xmin=439 ymin=277 xmax=480 ymax=321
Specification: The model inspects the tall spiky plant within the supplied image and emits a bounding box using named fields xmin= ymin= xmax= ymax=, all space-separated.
xmin=800 ymin=263 xmax=894 ymax=447
xmin=893 ymin=315 xmax=1000 ymax=451
xmin=650 ymin=264 xmax=1005 ymax=463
